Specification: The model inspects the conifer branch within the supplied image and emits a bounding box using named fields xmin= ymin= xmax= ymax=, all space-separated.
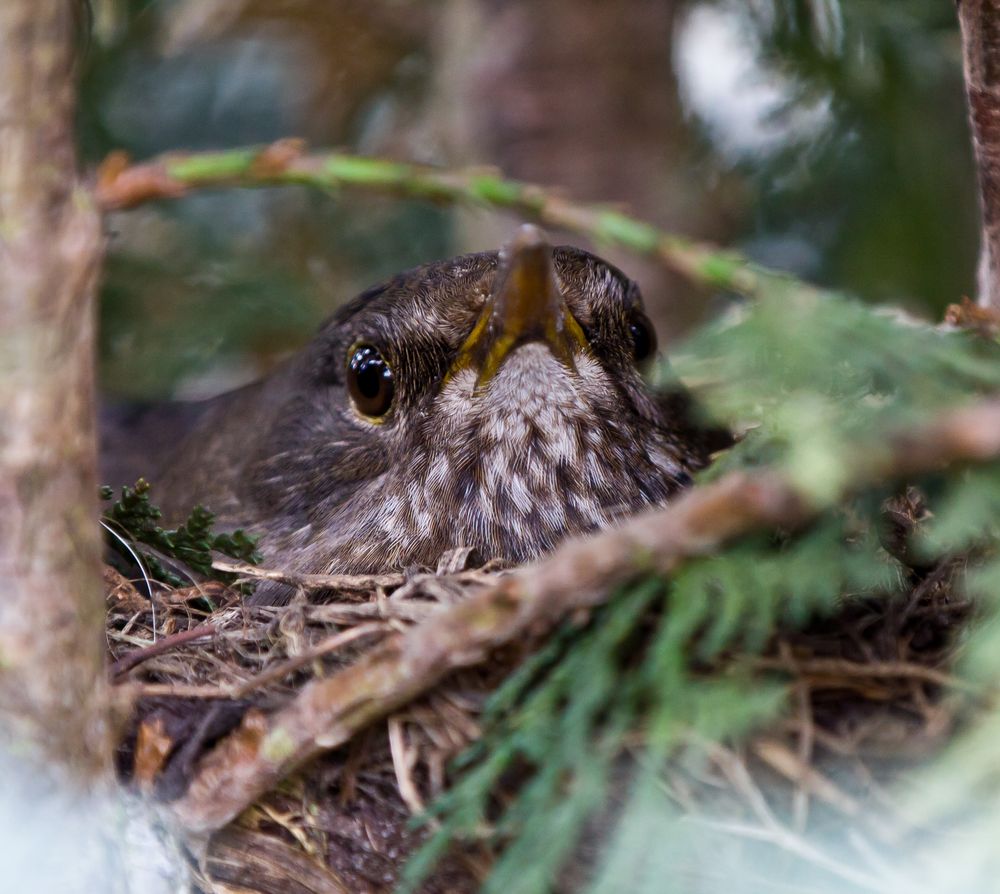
xmin=93 ymin=139 xmax=820 ymax=302
xmin=169 ymin=397 xmax=1000 ymax=837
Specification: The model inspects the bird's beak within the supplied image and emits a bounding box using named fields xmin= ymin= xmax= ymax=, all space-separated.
xmin=451 ymin=225 xmax=588 ymax=387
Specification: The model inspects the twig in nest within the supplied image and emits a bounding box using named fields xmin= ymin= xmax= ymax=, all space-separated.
xmin=388 ymin=716 xmax=427 ymax=816
xmin=702 ymin=740 xmax=904 ymax=891
xmin=750 ymin=656 xmax=975 ymax=694
xmin=790 ymin=674 xmax=814 ymax=833
xmin=124 ymin=682 xmax=232 ymax=699
xmin=227 ymin=623 xmax=390 ymax=699
xmin=110 ymin=622 xmax=216 ymax=678
xmin=705 ymin=741 xmax=780 ymax=830
xmin=115 ymin=623 xmax=390 ymax=700
xmin=752 ymin=739 xmax=860 ymax=817
xmin=212 ymin=560 xmax=405 ymax=593
xmin=303 ymin=601 xmax=438 ymax=624
xmin=202 ymin=826 xmax=350 ymax=894
xmin=687 ymin=817 xmax=910 ymax=894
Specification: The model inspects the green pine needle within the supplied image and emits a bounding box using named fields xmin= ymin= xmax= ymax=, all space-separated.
xmin=100 ymin=478 xmax=262 ymax=588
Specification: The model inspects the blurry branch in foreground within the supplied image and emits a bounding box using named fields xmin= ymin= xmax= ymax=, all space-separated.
xmin=169 ymin=396 xmax=1000 ymax=837
xmin=0 ymin=2 xmax=110 ymax=776
xmin=94 ymin=140 xmax=824 ymax=304
xmin=959 ymin=0 xmax=1000 ymax=313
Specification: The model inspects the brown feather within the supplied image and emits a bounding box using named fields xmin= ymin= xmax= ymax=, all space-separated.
xmin=116 ymin=245 xmax=717 ymax=603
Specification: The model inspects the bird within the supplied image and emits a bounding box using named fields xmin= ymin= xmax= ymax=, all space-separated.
xmin=126 ymin=226 xmax=719 ymax=603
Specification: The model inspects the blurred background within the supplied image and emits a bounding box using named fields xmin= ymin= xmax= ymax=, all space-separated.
xmin=81 ymin=0 xmax=978 ymax=401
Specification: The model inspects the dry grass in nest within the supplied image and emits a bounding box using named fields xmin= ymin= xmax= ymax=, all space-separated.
xmin=102 ymin=540 xmax=973 ymax=894
xmin=106 ymin=553 xmax=516 ymax=893
xmin=659 ymin=560 xmax=972 ymax=894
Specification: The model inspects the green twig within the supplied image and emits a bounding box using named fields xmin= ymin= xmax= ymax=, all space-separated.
xmin=94 ymin=139 xmax=823 ymax=302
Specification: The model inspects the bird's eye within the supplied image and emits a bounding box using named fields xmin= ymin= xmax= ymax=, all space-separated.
xmin=628 ymin=315 xmax=657 ymax=363
xmin=346 ymin=344 xmax=395 ymax=418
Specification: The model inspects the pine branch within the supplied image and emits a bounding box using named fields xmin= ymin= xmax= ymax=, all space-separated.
xmin=101 ymin=479 xmax=262 ymax=587
xmin=169 ymin=397 xmax=1000 ymax=837
xmin=92 ymin=139 xmax=824 ymax=303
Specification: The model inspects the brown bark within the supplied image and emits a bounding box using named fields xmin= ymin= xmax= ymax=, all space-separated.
xmin=958 ymin=0 xmax=1000 ymax=310
xmin=0 ymin=1 xmax=110 ymax=777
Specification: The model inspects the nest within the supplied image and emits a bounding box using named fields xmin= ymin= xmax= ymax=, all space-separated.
xmin=104 ymin=519 xmax=971 ymax=894
xmin=106 ymin=550 xmax=515 ymax=893
xmin=657 ymin=560 xmax=970 ymax=894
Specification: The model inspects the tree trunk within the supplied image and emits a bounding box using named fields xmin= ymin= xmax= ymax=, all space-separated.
xmin=958 ymin=0 xmax=1000 ymax=311
xmin=0 ymin=0 xmax=109 ymax=778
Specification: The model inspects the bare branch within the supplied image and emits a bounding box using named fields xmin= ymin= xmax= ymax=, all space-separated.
xmin=93 ymin=140 xmax=820 ymax=303
xmin=211 ymin=559 xmax=405 ymax=593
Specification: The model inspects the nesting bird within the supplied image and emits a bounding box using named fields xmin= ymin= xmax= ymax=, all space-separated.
xmin=144 ymin=227 xmax=715 ymax=602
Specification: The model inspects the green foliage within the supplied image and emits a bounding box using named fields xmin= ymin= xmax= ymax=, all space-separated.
xmin=676 ymin=291 xmax=1000 ymax=500
xmin=408 ymin=290 xmax=1000 ymax=893
xmin=100 ymin=478 xmax=261 ymax=588
xmin=402 ymin=583 xmax=676 ymax=894
xmin=917 ymin=467 xmax=1000 ymax=556
xmin=404 ymin=519 xmax=891 ymax=893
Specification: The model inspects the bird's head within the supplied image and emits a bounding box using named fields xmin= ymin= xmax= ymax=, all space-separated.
xmin=234 ymin=226 xmax=706 ymax=580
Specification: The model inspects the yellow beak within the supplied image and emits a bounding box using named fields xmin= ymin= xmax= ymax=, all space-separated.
xmin=451 ymin=225 xmax=588 ymax=387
